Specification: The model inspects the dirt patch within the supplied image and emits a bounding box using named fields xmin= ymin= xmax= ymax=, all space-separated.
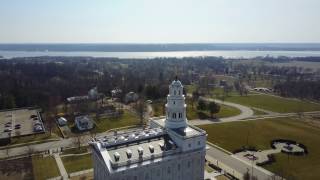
xmin=297 ymin=116 xmax=320 ymax=128
xmin=0 ymin=157 xmax=34 ymax=180
xmin=70 ymin=172 xmax=93 ymax=180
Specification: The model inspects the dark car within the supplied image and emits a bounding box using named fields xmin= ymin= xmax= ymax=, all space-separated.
xmin=30 ymin=115 xmax=37 ymax=118
xmin=4 ymin=128 xmax=12 ymax=132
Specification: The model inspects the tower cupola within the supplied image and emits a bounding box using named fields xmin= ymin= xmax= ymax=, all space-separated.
xmin=165 ymin=79 xmax=187 ymax=129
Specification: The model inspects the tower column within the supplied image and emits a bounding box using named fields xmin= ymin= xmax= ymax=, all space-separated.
xmin=165 ymin=79 xmax=188 ymax=129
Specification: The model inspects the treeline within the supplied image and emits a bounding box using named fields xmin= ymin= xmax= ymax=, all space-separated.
xmin=0 ymin=56 xmax=227 ymax=109
xmin=274 ymin=80 xmax=320 ymax=100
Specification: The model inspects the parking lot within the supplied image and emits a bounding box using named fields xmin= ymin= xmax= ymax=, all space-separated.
xmin=0 ymin=108 xmax=45 ymax=139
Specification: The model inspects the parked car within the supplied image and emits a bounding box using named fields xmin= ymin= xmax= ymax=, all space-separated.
xmin=30 ymin=115 xmax=37 ymax=118
xmin=33 ymin=125 xmax=43 ymax=132
xmin=4 ymin=128 xmax=12 ymax=132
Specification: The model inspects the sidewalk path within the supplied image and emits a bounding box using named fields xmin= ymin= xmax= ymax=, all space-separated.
xmin=190 ymin=98 xmax=254 ymax=126
xmin=54 ymin=153 xmax=68 ymax=180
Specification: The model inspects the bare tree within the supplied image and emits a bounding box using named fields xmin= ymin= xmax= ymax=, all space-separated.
xmin=73 ymin=135 xmax=86 ymax=150
xmin=134 ymin=99 xmax=146 ymax=126
xmin=44 ymin=112 xmax=55 ymax=136
xmin=191 ymin=90 xmax=200 ymax=110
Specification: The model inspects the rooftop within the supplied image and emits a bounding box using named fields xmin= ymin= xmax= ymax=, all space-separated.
xmin=91 ymin=127 xmax=180 ymax=169
xmin=151 ymin=118 xmax=206 ymax=138
xmin=107 ymin=135 xmax=177 ymax=168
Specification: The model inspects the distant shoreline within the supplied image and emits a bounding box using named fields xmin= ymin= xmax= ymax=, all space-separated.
xmin=1 ymin=43 xmax=320 ymax=52
xmin=1 ymin=50 xmax=320 ymax=59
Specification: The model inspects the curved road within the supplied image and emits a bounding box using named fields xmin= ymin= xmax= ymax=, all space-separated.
xmin=189 ymin=97 xmax=254 ymax=126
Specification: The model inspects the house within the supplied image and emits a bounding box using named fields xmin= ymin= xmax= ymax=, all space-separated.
xmin=57 ymin=117 xmax=67 ymax=126
xmin=124 ymin=92 xmax=139 ymax=103
xmin=111 ymin=88 xmax=122 ymax=98
xmin=253 ymin=87 xmax=272 ymax=93
xmin=75 ymin=115 xmax=94 ymax=131
xmin=88 ymin=86 xmax=100 ymax=100
xmin=67 ymin=86 xmax=103 ymax=103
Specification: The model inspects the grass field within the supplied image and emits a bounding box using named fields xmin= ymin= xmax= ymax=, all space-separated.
xmin=198 ymin=118 xmax=320 ymax=180
xmin=32 ymin=155 xmax=60 ymax=180
xmin=225 ymin=94 xmax=320 ymax=113
xmin=62 ymin=154 xmax=93 ymax=173
xmin=8 ymin=132 xmax=60 ymax=147
xmin=252 ymin=108 xmax=268 ymax=115
xmin=93 ymin=110 xmax=140 ymax=133
xmin=62 ymin=146 xmax=88 ymax=155
xmin=151 ymin=100 xmax=166 ymax=117
xmin=152 ymin=99 xmax=241 ymax=120
xmin=252 ymin=79 xmax=274 ymax=88
xmin=185 ymin=84 xmax=198 ymax=94
xmin=186 ymin=103 xmax=241 ymax=120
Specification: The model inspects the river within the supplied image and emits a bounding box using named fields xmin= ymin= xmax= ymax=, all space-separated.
xmin=1 ymin=50 xmax=320 ymax=59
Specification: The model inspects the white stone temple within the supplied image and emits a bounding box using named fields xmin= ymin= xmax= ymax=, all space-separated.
xmin=90 ymin=79 xmax=207 ymax=180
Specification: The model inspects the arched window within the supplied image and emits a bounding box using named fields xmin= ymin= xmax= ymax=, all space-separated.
xmin=178 ymin=90 xmax=180 ymax=95
xmin=172 ymin=113 xmax=176 ymax=119
xmin=174 ymin=90 xmax=176 ymax=95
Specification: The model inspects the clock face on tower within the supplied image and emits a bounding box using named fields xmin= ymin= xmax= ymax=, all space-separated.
xmin=165 ymin=79 xmax=187 ymax=129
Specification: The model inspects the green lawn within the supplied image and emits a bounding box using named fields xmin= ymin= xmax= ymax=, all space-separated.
xmin=62 ymin=154 xmax=93 ymax=173
xmin=198 ymin=118 xmax=320 ymax=180
xmin=252 ymin=109 xmax=268 ymax=115
xmin=225 ymin=94 xmax=320 ymax=113
xmin=208 ymin=87 xmax=259 ymax=99
xmin=32 ymin=156 xmax=60 ymax=180
xmin=151 ymin=100 xmax=166 ymax=117
xmin=62 ymin=146 xmax=88 ymax=155
xmin=93 ymin=110 xmax=140 ymax=133
xmin=252 ymin=79 xmax=274 ymax=88
xmin=185 ymin=84 xmax=198 ymax=94
xmin=151 ymin=98 xmax=241 ymax=120
xmin=9 ymin=132 xmax=59 ymax=146
xmin=187 ymin=100 xmax=241 ymax=120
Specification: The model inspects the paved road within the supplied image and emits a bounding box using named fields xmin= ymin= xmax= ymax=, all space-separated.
xmin=206 ymin=144 xmax=281 ymax=180
xmin=190 ymin=98 xmax=254 ymax=126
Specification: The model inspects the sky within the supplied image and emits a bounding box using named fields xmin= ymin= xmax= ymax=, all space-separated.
xmin=0 ymin=0 xmax=320 ymax=43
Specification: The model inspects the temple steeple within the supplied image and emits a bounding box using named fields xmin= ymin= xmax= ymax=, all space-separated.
xmin=165 ymin=79 xmax=187 ymax=129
